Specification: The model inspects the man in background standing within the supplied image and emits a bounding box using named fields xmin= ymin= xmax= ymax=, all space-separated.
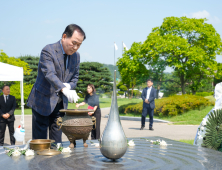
xmin=0 ymin=85 xmax=16 ymax=146
xmin=140 ymin=79 xmax=156 ymax=131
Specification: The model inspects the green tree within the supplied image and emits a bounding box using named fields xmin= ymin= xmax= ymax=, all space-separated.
xmin=0 ymin=50 xmax=32 ymax=75
xmin=102 ymin=64 xmax=121 ymax=80
xmin=161 ymin=72 xmax=184 ymax=96
xmin=141 ymin=16 xmax=222 ymax=94
xmin=76 ymin=62 xmax=112 ymax=96
xmin=214 ymin=63 xmax=222 ymax=86
xmin=119 ymin=85 xmax=127 ymax=92
xmin=0 ymin=50 xmax=32 ymax=89
xmin=10 ymin=82 xmax=33 ymax=108
xmin=195 ymin=77 xmax=214 ymax=92
xmin=19 ymin=55 xmax=40 ymax=84
xmin=117 ymin=42 xmax=149 ymax=98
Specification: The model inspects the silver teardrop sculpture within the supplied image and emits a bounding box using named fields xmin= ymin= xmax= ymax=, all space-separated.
xmin=100 ymin=70 xmax=127 ymax=160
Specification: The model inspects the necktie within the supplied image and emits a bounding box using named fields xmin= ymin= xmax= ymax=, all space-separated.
xmin=64 ymin=54 xmax=68 ymax=70
xmin=5 ymin=96 xmax=8 ymax=103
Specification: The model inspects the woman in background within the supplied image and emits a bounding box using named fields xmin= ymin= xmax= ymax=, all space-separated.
xmin=76 ymin=84 xmax=101 ymax=139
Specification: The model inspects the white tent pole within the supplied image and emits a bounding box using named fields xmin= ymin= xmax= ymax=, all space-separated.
xmin=20 ymin=68 xmax=25 ymax=144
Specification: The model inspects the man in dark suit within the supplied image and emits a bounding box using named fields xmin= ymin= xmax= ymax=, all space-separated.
xmin=141 ymin=79 xmax=156 ymax=130
xmin=0 ymin=85 xmax=16 ymax=145
xmin=27 ymin=24 xmax=85 ymax=143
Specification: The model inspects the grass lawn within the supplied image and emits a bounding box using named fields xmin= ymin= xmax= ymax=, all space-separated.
xmin=178 ymin=139 xmax=194 ymax=145
xmin=15 ymin=98 xmax=142 ymax=115
xmin=120 ymin=105 xmax=213 ymax=125
xmin=157 ymin=106 xmax=213 ymax=125
xmin=68 ymin=97 xmax=142 ymax=109
xmin=205 ymin=95 xmax=216 ymax=103
xmin=119 ymin=96 xmax=215 ymax=125
xmin=14 ymin=109 xmax=32 ymax=115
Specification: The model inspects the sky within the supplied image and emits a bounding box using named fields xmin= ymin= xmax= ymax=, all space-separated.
xmin=0 ymin=0 xmax=222 ymax=72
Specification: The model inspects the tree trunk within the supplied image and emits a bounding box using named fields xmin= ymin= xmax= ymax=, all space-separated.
xmin=192 ymin=89 xmax=196 ymax=95
xmin=180 ymin=74 xmax=186 ymax=94
xmin=131 ymin=85 xmax=135 ymax=99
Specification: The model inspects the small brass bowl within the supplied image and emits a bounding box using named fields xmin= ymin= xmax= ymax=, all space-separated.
xmin=30 ymin=139 xmax=55 ymax=151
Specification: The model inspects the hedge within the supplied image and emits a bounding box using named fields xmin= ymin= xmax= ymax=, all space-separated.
xmin=119 ymin=95 xmax=214 ymax=117
xmin=195 ymin=91 xmax=214 ymax=97
xmin=118 ymin=91 xmax=124 ymax=95
xmin=9 ymin=82 xmax=33 ymax=108
xmin=128 ymin=90 xmax=142 ymax=98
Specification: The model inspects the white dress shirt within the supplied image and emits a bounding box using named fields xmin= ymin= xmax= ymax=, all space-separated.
xmin=146 ymin=86 xmax=152 ymax=100
xmin=3 ymin=94 xmax=8 ymax=103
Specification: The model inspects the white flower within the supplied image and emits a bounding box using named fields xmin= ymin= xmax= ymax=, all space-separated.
xmin=25 ymin=149 xmax=34 ymax=156
xmin=200 ymin=126 xmax=205 ymax=131
xmin=128 ymin=140 xmax=135 ymax=146
xmin=14 ymin=147 xmax=20 ymax=151
xmin=91 ymin=143 xmax=100 ymax=148
xmin=5 ymin=150 xmax=10 ymax=153
xmin=62 ymin=147 xmax=72 ymax=153
xmin=12 ymin=150 xmax=21 ymax=157
xmin=202 ymin=118 xmax=207 ymax=126
xmin=198 ymin=130 xmax=206 ymax=138
xmin=159 ymin=140 xmax=167 ymax=146
xmin=57 ymin=143 xmax=61 ymax=149
xmin=196 ymin=137 xmax=203 ymax=146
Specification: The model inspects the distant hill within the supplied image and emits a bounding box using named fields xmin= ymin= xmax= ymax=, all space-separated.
xmin=103 ymin=64 xmax=121 ymax=80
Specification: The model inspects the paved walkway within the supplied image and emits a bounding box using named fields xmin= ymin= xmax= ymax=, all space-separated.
xmin=3 ymin=108 xmax=198 ymax=146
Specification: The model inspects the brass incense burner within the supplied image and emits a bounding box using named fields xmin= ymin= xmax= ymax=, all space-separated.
xmin=30 ymin=139 xmax=55 ymax=151
xmin=57 ymin=109 xmax=96 ymax=148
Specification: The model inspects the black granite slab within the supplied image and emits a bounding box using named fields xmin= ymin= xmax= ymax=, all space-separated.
xmin=0 ymin=137 xmax=222 ymax=170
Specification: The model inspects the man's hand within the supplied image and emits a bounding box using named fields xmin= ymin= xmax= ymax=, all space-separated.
xmin=145 ymin=99 xmax=150 ymax=104
xmin=62 ymin=88 xmax=80 ymax=103
xmin=6 ymin=113 xmax=10 ymax=118
xmin=63 ymin=83 xmax=71 ymax=90
xmin=76 ymin=103 xmax=80 ymax=108
xmin=2 ymin=114 xmax=9 ymax=119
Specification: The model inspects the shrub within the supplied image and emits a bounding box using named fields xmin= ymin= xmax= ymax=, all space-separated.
xmin=102 ymin=91 xmax=112 ymax=98
xmin=118 ymin=91 xmax=124 ymax=95
xmin=196 ymin=92 xmax=214 ymax=97
xmin=128 ymin=90 xmax=142 ymax=98
xmin=119 ymin=85 xmax=127 ymax=91
xmin=77 ymin=93 xmax=84 ymax=98
xmin=119 ymin=95 xmax=214 ymax=117
xmin=9 ymin=82 xmax=33 ymax=108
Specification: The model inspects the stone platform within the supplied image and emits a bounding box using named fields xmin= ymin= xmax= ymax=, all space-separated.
xmin=0 ymin=137 xmax=222 ymax=170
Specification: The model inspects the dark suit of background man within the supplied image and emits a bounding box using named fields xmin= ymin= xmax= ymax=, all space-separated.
xmin=141 ymin=79 xmax=156 ymax=131
xmin=0 ymin=85 xmax=16 ymax=146
xmin=27 ymin=24 xmax=86 ymax=144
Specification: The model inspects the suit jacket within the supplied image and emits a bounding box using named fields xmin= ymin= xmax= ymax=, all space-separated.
xmin=27 ymin=41 xmax=80 ymax=116
xmin=141 ymin=87 xmax=157 ymax=109
xmin=0 ymin=95 xmax=16 ymax=122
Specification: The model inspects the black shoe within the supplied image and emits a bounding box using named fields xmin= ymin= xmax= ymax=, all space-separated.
xmin=149 ymin=127 xmax=154 ymax=131
xmin=140 ymin=126 xmax=145 ymax=130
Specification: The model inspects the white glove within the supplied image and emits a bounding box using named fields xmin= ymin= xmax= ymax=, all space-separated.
xmin=63 ymin=83 xmax=71 ymax=90
xmin=71 ymin=90 xmax=80 ymax=103
xmin=62 ymin=88 xmax=80 ymax=103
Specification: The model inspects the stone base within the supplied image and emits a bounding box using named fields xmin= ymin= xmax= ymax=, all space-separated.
xmin=0 ymin=137 xmax=222 ymax=169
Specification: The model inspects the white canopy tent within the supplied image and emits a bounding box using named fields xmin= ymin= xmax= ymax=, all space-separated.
xmin=0 ymin=62 xmax=25 ymax=144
